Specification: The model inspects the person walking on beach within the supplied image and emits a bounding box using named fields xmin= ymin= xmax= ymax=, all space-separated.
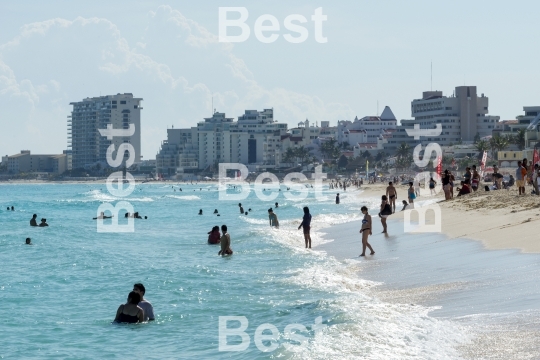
xmin=379 ymin=195 xmax=392 ymax=233
xmin=516 ymin=161 xmax=525 ymax=195
xmin=30 ymin=214 xmax=38 ymax=227
xmin=298 ymin=206 xmax=312 ymax=249
xmin=442 ymin=170 xmax=451 ymax=200
xmin=359 ymin=206 xmax=375 ymax=257
xmin=532 ymin=164 xmax=540 ymax=196
xmin=218 ymin=225 xmax=233 ymax=256
xmin=336 ymin=193 xmax=340 ymax=204
xmin=133 ymin=283 xmax=155 ymax=321
xmin=386 ymin=182 xmax=397 ymax=213
xmin=429 ymin=177 xmax=437 ymax=195
xmin=268 ymin=209 xmax=279 ymax=228
xmin=407 ymin=182 xmax=416 ymax=205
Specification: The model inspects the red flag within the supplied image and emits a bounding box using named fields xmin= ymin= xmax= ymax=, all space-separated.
xmin=436 ymin=156 xmax=442 ymax=177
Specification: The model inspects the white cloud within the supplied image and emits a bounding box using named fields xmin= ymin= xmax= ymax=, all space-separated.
xmin=0 ymin=6 xmax=354 ymax=156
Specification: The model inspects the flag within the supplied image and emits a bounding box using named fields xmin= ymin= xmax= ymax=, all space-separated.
xmin=480 ymin=151 xmax=487 ymax=176
xmin=366 ymin=160 xmax=370 ymax=179
xmin=436 ymin=156 xmax=442 ymax=177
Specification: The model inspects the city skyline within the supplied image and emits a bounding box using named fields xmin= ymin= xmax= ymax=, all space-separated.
xmin=1 ymin=1 xmax=539 ymax=158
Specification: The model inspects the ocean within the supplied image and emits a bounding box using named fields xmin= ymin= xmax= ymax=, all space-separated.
xmin=1 ymin=182 xmax=538 ymax=359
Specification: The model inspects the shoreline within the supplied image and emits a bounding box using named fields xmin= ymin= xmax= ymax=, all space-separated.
xmin=348 ymin=182 xmax=540 ymax=254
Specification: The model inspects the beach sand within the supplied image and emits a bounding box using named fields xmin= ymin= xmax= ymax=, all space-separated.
xmin=354 ymin=182 xmax=540 ymax=253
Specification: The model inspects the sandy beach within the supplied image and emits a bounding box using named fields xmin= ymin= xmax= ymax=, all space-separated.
xmin=354 ymin=182 xmax=540 ymax=253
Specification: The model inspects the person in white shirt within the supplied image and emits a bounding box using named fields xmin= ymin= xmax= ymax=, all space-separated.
xmin=133 ymin=283 xmax=155 ymax=321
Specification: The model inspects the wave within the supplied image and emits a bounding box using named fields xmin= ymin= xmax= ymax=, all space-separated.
xmin=254 ymin=212 xmax=470 ymax=358
xmin=165 ymin=195 xmax=201 ymax=201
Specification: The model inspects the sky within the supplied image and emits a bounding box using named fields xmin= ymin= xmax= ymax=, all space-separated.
xmin=1 ymin=0 xmax=539 ymax=159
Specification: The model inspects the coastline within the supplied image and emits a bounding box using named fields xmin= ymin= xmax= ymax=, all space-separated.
xmin=350 ymin=182 xmax=540 ymax=254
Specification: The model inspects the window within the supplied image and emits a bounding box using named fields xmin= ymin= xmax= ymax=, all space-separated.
xmin=120 ymin=101 xmax=126 ymax=104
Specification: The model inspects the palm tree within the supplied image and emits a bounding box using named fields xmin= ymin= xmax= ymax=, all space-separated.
xmin=490 ymin=135 xmax=510 ymax=161
xmin=512 ymin=128 xmax=526 ymax=150
xmin=283 ymin=148 xmax=296 ymax=164
xmin=295 ymin=146 xmax=310 ymax=167
xmin=475 ymin=139 xmax=489 ymax=160
xmin=395 ymin=143 xmax=411 ymax=159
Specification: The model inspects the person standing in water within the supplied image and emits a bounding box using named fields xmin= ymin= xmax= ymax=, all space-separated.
xmin=408 ymin=182 xmax=416 ymax=205
xmin=218 ymin=225 xmax=233 ymax=256
xmin=359 ymin=206 xmax=375 ymax=257
xmin=298 ymin=206 xmax=312 ymax=249
xmin=268 ymin=209 xmax=279 ymax=228
xmin=30 ymin=214 xmax=38 ymax=227
xmin=238 ymin=203 xmax=244 ymax=214
xmin=114 ymin=291 xmax=144 ymax=324
xmin=379 ymin=195 xmax=392 ymax=233
xmin=336 ymin=193 xmax=340 ymax=204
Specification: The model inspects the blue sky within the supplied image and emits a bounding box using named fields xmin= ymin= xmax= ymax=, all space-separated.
xmin=1 ymin=0 xmax=539 ymax=158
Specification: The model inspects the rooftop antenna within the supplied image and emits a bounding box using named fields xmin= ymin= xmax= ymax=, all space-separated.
xmin=430 ymin=61 xmax=432 ymax=91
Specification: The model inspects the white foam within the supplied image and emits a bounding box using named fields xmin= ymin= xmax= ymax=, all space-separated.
xmin=165 ymin=195 xmax=201 ymax=201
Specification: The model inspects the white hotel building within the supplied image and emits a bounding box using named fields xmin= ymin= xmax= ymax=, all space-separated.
xmin=68 ymin=93 xmax=142 ymax=169
xmin=156 ymin=109 xmax=288 ymax=177
xmin=384 ymin=86 xmax=499 ymax=153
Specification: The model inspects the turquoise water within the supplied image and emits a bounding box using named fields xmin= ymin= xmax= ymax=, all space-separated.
xmin=0 ymin=183 xmax=468 ymax=359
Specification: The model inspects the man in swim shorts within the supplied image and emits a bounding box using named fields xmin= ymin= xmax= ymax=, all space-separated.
xmin=386 ymin=182 xmax=397 ymax=213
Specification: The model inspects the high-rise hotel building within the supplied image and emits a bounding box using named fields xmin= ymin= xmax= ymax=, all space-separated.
xmin=68 ymin=93 xmax=142 ymax=169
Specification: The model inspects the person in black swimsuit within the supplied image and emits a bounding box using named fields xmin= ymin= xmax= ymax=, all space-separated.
xmin=114 ymin=291 xmax=144 ymax=324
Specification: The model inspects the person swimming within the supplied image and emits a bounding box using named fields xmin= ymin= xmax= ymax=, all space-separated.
xmin=93 ymin=212 xmax=113 ymax=220
xmin=25 ymin=237 xmax=32 ymax=245
xmin=39 ymin=218 xmax=49 ymax=227
xmin=208 ymin=226 xmax=221 ymax=244
xmin=198 ymin=209 xmax=203 ymax=215
xmin=214 ymin=209 xmax=219 ymax=214
xmin=275 ymin=202 xmax=279 ymax=208
xmin=11 ymin=206 xmax=14 ymax=211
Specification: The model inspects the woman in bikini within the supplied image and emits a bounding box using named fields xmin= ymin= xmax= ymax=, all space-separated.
xmin=429 ymin=177 xmax=437 ymax=195
xmin=379 ymin=195 xmax=392 ymax=234
xmin=359 ymin=206 xmax=375 ymax=257
xmin=114 ymin=291 xmax=144 ymax=324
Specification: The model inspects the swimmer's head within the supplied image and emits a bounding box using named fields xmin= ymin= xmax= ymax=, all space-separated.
xmin=128 ymin=291 xmax=141 ymax=304
xmin=25 ymin=237 xmax=31 ymax=244
xmin=144 ymin=216 xmax=147 ymax=219
xmin=245 ymin=212 xmax=248 ymax=215
xmin=133 ymin=283 xmax=146 ymax=296
xmin=221 ymin=224 xmax=227 ymax=232
xmin=32 ymin=214 xmax=37 ymax=219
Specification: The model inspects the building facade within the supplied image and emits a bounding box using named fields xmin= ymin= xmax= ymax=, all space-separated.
xmin=68 ymin=93 xmax=142 ymax=169
xmin=385 ymin=86 xmax=500 ymax=154
xmin=7 ymin=150 xmax=69 ymax=174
